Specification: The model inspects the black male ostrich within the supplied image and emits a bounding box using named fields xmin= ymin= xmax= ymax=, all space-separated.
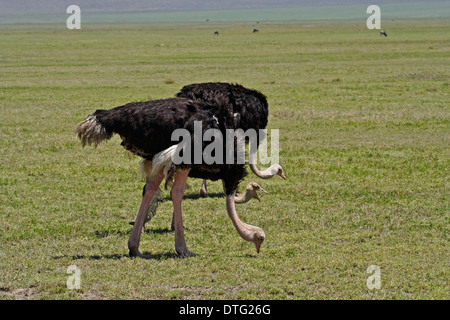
xmin=176 ymin=82 xmax=285 ymax=197
xmin=76 ymin=97 xmax=265 ymax=258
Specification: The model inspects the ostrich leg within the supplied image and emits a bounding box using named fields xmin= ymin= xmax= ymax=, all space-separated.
xmin=171 ymin=169 xmax=196 ymax=257
xmin=171 ymin=178 xmax=206 ymax=231
xmin=128 ymin=172 xmax=164 ymax=257
xmin=199 ymin=179 xmax=208 ymax=197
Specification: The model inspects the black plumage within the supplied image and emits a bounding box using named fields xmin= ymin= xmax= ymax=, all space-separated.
xmin=176 ymin=82 xmax=268 ymax=135
xmin=77 ymin=97 xmax=247 ymax=194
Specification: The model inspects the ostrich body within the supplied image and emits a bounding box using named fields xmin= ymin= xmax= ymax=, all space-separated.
xmin=176 ymin=82 xmax=285 ymax=196
xmin=76 ymin=97 xmax=265 ymax=257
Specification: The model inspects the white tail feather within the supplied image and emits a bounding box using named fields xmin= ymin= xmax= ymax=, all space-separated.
xmin=151 ymin=145 xmax=177 ymax=179
xmin=76 ymin=115 xmax=112 ymax=147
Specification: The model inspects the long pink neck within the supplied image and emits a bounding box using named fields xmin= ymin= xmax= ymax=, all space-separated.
xmin=225 ymin=194 xmax=256 ymax=242
xmin=234 ymin=189 xmax=253 ymax=204
xmin=249 ymin=163 xmax=278 ymax=179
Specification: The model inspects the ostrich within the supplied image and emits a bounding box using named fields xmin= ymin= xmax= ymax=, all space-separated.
xmin=253 ymin=29 xmax=259 ymax=33
xmin=176 ymin=82 xmax=286 ymax=197
xmin=76 ymin=97 xmax=265 ymax=258
xmin=380 ymin=30 xmax=387 ymax=37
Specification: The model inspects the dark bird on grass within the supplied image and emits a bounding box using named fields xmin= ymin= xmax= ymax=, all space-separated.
xmin=76 ymin=97 xmax=265 ymax=258
xmin=380 ymin=30 xmax=387 ymax=37
xmin=253 ymin=29 xmax=259 ymax=33
xmin=214 ymin=31 xmax=219 ymax=35
xmin=176 ymin=82 xmax=286 ymax=198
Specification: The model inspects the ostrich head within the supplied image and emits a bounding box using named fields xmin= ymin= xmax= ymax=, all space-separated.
xmin=276 ymin=165 xmax=286 ymax=180
xmin=245 ymin=182 xmax=267 ymax=202
xmin=252 ymin=227 xmax=265 ymax=253
xmin=234 ymin=182 xmax=267 ymax=204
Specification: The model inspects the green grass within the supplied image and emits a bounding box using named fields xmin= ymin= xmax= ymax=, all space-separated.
xmin=0 ymin=19 xmax=449 ymax=300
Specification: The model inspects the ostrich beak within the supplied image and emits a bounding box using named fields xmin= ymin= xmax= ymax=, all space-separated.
xmin=280 ymin=172 xmax=286 ymax=180
xmin=254 ymin=186 xmax=267 ymax=202
xmin=255 ymin=242 xmax=262 ymax=253
xmin=254 ymin=235 xmax=264 ymax=254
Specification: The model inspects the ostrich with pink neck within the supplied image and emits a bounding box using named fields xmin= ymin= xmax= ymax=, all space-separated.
xmin=77 ymin=97 xmax=265 ymax=257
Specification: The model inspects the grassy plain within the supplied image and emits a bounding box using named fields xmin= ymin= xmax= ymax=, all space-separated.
xmin=0 ymin=19 xmax=449 ymax=299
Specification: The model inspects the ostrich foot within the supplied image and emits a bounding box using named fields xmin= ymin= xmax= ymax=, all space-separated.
xmin=128 ymin=247 xmax=143 ymax=258
xmin=176 ymin=247 xmax=197 ymax=258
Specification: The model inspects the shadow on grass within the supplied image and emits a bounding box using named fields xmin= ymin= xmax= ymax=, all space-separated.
xmin=94 ymin=227 xmax=173 ymax=238
xmin=183 ymin=192 xmax=225 ymax=200
xmin=52 ymin=251 xmax=182 ymax=261
xmin=158 ymin=192 xmax=225 ymax=201
xmin=126 ymin=226 xmax=193 ymax=234
xmin=144 ymin=227 xmax=172 ymax=234
xmin=239 ymin=253 xmax=261 ymax=258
